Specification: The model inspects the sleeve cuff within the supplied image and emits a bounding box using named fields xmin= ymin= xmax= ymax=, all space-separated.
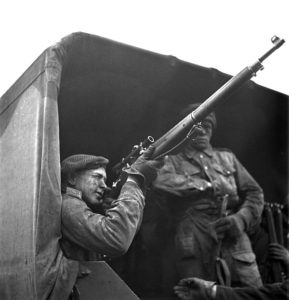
xmin=235 ymin=208 xmax=252 ymax=232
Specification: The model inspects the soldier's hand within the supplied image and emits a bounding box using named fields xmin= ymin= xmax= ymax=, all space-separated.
xmin=125 ymin=146 xmax=164 ymax=186
xmin=268 ymin=243 xmax=289 ymax=267
xmin=214 ymin=214 xmax=245 ymax=240
xmin=174 ymin=277 xmax=216 ymax=300
xmin=102 ymin=197 xmax=114 ymax=211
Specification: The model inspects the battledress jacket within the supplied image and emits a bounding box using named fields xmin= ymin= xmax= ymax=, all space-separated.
xmin=48 ymin=180 xmax=145 ymax=300
xmin=153 ymin=145 xmax=264 ymax=286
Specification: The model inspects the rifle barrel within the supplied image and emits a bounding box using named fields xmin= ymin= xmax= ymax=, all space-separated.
xmin=152 ymin=36 xmax=285 ymax=159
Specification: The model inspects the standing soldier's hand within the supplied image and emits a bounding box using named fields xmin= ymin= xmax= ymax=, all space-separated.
xmin=268 ymin=243 xmax=289 ymax=268
xmin=214 ymin=214 xmax=245 ymax=240
xmin=174 ymin=277 xmax=216 ymax=300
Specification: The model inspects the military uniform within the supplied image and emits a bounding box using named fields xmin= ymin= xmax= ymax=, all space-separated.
xmin=49 ymin=181 xmax=145 ymax=299
xmin=153 ymin=145 xmax=264 ymax=288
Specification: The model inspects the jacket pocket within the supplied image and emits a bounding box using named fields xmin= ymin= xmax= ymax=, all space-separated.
xmin=231 ymin=251 xmax=262 ymax=286
xmin=176 ymin=236 xmax=195 ymax=257
xmin=183 ymin=163 xmax=201 ymax=176
xmin=174 ymin=218 xmax=197 ymax=258
xmin=212 ymin=163 xmax=235 ymax=176
xmin=232 ymin=251 xmax=256 ymax=265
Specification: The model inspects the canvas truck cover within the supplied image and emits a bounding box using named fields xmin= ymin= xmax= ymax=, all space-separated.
xmin=0 ymin=32 xmax=288 ymax=299
xmin=0 ymin=41 xmax=64 ymax=299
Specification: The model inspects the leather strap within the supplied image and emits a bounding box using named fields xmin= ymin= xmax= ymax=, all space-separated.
xmin=216 ymin=257 xmax=231 ymax=286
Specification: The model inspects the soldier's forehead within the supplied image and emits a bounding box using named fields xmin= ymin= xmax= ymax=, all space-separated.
xmin=85 ymin=168 xmax=107 ymax=176
xmin=202 ymin=119 xmax=213 ymax=125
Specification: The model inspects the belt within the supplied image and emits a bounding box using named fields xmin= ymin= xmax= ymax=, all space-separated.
xmin=185 ymin=197 xmax=223 ymax=217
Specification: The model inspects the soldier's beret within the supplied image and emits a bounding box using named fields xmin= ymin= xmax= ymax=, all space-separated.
xmin=180 ymin=102 xmax=217 ymax=129
xmin=61 ymin=154 xmax=109 ymax=175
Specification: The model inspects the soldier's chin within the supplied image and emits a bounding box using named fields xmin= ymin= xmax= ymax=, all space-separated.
xmin=93 ymin=198 xmax=103 ymax=206
xmin=193 ymin=141 xmax=208 ymax=150
xmin=86 ymin=196 xmax=103 ymax=208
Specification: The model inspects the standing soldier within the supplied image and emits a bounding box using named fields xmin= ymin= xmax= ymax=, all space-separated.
xmin=152 ymin=103 xmax=264 ymax=295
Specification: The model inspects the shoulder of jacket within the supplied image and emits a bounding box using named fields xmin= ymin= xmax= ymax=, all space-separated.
xmin=164 ymin=153 xmax=180 ymax=163
xmin=62 ymin=193 xmax=84 ymax=206
xmin=213 ymin=147 xmax=233 ymax=154
xmin=213 ymin=148 xmax=236 ymax=165
xmin=62 ymin=192 xmax=76 ymax=199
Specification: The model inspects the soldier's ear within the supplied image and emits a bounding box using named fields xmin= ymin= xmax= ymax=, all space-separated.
xmin=67 ymin=172 xmax=77 ymax=186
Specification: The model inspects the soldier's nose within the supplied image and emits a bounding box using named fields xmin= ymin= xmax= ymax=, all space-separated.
xmin=195 ymin=126 xmax=206 ymax=135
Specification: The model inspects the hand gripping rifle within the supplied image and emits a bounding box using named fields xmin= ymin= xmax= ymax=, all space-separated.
xmin=273 ymin=203 xmax=284 ymax=246
xmin=264 ymin=203 xmax=286 ymax=282
xmin=111 ymin=36 xmax=285 ymax=195
xmin=112 ymin=136 xmax=155 ymax=175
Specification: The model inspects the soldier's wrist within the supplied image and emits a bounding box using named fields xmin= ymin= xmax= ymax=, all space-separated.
xmin=204 ymin=283 xmax=217 ymax=299
xmin=210 ymin=284 xmax=217 ymax=299
xmin=126 ymin=174 xmax=147 ymax=195
xmin=127 ymin=174 xmax=144 ymax=186
xmin=127 ymin=175 xmax=138 ymax=183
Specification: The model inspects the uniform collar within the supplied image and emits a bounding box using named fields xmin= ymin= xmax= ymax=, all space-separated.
xmin=183 ymin=144 xmax=213 ymax=159
xmin=65 ymin=186 xmax=82 ymax=199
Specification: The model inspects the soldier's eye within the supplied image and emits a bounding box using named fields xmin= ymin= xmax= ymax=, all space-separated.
xmin=202 ymin=123 xmax=212 ymax=130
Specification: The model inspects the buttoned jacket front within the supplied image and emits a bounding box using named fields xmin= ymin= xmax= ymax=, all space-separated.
xmin=153 ymin=144 xmax=264 ymax=286
xmin=154 ymin=145 xmax=264 ymax=232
